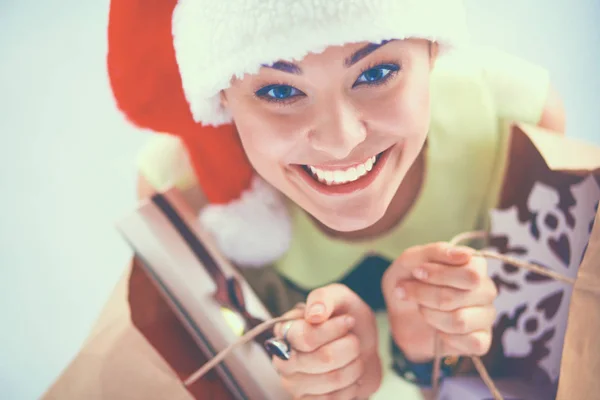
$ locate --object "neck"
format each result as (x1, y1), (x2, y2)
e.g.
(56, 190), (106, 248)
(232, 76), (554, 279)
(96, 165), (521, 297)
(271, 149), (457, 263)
(313, 146), (426, 241)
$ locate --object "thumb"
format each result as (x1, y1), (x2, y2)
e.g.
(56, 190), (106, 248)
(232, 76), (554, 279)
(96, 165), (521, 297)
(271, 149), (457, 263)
(304, 284), (377, 354)
(304, 283), (352, 325)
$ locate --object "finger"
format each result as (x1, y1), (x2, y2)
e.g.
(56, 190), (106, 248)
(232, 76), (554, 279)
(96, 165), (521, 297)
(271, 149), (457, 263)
(411, 257), (488, 290)
(281, 357), (364, 397)
(273, 304), (309, 337)
(420, 306), (497, 335)
(439, 342), (469, 358)
(400, 280), (496, 311)
(419, 242), (474, 265)
(275, 314), (355, 355)
(305, 284), (363, 323)
(440, 330), (493, 356)
(275, 333), (361, 376)
(305, 284), (376, 354)
(395, 242), (473, 273)
(298, 383), (359, 400)
(382, 243), (473, 302)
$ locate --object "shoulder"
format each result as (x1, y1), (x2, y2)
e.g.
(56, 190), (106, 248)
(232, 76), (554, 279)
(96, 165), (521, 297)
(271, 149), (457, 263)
(432, 47), (565, 135)
(428, 50), (501, 152)
(429, 49), (499, 130)
(136, 133), (208, 210)
(427, 45), (558, 161)
(136, 133), (198, 192)
(431, 46), (551, 114)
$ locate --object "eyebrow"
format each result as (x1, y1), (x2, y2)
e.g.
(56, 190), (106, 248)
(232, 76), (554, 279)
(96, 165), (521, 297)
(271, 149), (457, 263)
(263, 61), (302, 74)
(262, 40), (394, 75)
(344, 40), (392, 67)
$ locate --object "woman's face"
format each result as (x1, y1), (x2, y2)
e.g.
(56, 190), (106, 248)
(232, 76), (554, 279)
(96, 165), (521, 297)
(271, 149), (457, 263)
(222, 39), (437, 232)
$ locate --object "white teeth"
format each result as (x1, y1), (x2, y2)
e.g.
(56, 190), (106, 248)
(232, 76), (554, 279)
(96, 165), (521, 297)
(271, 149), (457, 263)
(347, 167), (358, 181)
(306, 154), (380, 186)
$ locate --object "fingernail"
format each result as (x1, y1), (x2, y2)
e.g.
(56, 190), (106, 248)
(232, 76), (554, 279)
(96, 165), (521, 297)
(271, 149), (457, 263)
(413, 268), (428, 280)
(307, 303), (325, 318)
(395, 287), (406, 300)
(344, 316), (355, 328)
(447, 246), (469, 259)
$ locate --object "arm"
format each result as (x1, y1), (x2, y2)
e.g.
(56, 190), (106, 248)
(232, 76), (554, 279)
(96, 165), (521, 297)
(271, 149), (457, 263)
(537, 84), (566, 135)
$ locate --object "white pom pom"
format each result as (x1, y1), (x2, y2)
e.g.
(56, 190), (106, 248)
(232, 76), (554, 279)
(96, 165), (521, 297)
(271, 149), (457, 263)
(198, 176), (292, 268)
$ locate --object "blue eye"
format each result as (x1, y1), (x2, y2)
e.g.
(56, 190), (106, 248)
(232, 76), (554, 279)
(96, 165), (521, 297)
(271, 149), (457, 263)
(255, 84), (304, 101)
(354, 64), (400, 87)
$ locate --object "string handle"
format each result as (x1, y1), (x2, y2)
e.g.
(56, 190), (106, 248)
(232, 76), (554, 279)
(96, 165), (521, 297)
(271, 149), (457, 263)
(184, 231), (575, 400)
(431, 231), (574, 400)
(184, 305), (305, 387)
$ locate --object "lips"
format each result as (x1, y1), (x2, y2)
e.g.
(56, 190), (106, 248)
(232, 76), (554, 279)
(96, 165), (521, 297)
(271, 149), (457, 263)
(292, 145), (396, 196)
(301, 153), (383, 185)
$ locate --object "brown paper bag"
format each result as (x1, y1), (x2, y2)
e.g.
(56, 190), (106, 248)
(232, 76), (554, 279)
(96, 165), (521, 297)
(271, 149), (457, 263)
(556, 205), (600, 398)
(42, 259), (216, 400)
(439, 122), (600, 399)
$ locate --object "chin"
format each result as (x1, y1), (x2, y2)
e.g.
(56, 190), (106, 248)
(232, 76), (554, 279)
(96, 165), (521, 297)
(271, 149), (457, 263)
(310, 200), (390, 233)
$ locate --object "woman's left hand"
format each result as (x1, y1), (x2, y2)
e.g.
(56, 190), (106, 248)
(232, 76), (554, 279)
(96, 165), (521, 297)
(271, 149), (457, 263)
(383, 242), (499, 361)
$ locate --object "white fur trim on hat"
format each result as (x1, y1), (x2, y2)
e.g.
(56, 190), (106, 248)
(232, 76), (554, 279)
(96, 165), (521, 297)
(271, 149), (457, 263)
(172, 0), (469, 126)
(198, 175), (293, 268)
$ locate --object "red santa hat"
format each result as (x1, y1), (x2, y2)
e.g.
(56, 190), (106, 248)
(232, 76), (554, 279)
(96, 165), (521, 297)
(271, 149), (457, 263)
(107, 0), (469, 267)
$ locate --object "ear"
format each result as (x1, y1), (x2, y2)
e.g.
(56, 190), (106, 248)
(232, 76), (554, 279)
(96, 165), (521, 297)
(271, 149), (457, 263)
(219, 90), (229, 109)
(428, 41), (440, 70)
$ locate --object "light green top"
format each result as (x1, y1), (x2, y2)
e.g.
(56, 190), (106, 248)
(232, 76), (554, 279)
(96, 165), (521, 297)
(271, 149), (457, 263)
(136, 46), (550, 398)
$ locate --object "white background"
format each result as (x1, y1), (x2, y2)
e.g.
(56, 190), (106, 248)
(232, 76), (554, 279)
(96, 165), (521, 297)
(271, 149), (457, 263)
(1, 1), (599, 398)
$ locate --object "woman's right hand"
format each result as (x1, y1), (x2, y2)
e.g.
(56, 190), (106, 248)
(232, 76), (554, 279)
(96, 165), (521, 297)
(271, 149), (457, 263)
(270, 284), (382, 400)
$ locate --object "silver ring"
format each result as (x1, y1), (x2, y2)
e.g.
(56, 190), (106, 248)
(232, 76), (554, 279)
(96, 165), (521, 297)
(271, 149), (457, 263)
(281, 320), (293, 344)
(264, 321), (294, 361)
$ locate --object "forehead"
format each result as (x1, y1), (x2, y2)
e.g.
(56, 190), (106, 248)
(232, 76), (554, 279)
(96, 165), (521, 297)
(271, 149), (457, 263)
(303, 40), (392, 65)
(266, 39), (423, 72)
(228, 39), (428, 85)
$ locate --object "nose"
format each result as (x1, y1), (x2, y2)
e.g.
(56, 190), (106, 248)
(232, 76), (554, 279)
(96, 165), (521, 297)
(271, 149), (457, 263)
(309, 99), (367, 160)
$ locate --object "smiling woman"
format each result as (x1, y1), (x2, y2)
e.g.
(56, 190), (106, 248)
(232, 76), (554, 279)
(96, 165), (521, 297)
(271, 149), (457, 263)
(45, 0), (567, 399)
(223, 39), (436, 233)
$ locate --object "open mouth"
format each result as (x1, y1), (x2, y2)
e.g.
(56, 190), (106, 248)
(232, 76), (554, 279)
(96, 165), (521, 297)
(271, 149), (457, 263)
(292, 145), (396, 196)
(300, 152), (385, 186)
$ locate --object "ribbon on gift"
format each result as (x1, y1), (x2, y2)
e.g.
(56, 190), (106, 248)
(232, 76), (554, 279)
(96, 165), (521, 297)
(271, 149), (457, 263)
(152, 194), (271, 344)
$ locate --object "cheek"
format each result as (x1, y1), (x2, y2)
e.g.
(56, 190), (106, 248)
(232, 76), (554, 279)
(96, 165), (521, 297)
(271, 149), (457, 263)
(398, 85), (431, 139)
(229, 104), (302, 166)
(361, 79), (432, 140)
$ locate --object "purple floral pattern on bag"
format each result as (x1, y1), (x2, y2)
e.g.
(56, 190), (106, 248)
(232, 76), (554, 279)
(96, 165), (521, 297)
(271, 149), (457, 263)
(485, 175), (600, 383)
